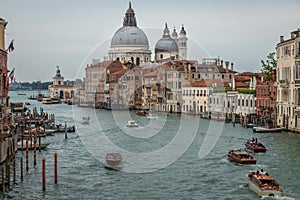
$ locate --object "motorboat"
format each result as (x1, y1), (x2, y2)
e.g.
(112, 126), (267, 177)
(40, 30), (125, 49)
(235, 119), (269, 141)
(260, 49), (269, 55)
(82, 117), (90, 124)
(126, 120), (138, 127)
(136, 110), (147, 116)
(245, 139), (266, 153)
(105, 153), (122, 170)
(147, 113), (157, 120)
(253, 126), (282, 133)
(17, 140), (50, 150)
(227, 149), (256, 165)
(245, 123), (255, 128)
(51, 96), (61, 104)
(54, 124), (76, 133)
(245, 170), (282, 197)
(42, 97), (52, 104)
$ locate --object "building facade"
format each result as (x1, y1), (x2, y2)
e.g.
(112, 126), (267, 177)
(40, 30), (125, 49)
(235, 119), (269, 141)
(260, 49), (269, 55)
(276, 28), (300, 131)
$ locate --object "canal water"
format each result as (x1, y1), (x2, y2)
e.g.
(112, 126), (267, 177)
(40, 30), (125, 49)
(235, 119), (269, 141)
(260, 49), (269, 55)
(4, 91), (299, 199)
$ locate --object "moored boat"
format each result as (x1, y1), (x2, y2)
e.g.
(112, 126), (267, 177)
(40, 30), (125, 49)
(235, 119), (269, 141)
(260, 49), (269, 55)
(17, 140), (50, 150)
(126, 120), (138, 127)
(245, 139), (266, 153)
(105, 153), (122, 170)
(227, 149), (256, 164)
(245, 170), (282, 197)
(253, 126), (282, 133)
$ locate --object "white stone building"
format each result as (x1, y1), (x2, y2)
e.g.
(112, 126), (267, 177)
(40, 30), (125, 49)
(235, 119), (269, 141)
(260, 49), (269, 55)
(276, 28), (300, 131)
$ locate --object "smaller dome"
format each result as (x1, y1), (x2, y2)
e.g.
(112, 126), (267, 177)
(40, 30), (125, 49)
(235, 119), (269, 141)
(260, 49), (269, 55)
(155, 23), (178, 53)
(155, 37), (178, 53)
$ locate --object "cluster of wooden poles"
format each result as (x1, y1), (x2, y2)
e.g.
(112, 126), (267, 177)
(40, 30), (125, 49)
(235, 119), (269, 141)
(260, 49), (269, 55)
(1, 134), (58, 196)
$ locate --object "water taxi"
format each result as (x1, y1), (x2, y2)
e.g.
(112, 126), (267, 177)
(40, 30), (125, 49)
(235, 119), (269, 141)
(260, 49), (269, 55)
(126, 120), (138, 127)
(245, 170), (282, 197)
(253, 126), (282, 133)
(245, 139), (266, 153)
(105, 153), (122, 170)
(82, 117), (90, 124)
(227, 149), (256, 164)
(42, 97), (52, 104)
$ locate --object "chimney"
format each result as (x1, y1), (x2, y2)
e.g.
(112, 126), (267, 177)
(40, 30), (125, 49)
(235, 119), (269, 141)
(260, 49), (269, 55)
(291, 32), (295, 39)
(280, 35), (284, 43)
(225, 61), (229, 72)
(221, 60), (223, 67)
(231, 62), (234, 71)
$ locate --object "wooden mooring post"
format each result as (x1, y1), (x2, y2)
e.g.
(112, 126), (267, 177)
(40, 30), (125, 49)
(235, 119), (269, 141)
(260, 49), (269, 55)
(42, 157), (46, 191)
(20, 157), (23, 181)
(26, 135), (29, 172)
(54, 152), (58, 184)
(34, 132), (37, 166)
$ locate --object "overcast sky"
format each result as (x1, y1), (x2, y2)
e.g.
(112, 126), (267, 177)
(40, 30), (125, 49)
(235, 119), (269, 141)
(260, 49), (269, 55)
(2, 0), (300, 82)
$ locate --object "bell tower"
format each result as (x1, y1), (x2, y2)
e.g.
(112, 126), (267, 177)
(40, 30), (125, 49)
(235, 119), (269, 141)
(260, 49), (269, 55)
(52, 66), (64, 86)
(178, 25), (188, 60)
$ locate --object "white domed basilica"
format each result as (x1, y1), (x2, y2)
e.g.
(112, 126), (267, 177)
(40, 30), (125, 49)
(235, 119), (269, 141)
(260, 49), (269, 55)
(108, 2), (188, 65)
(108, 2), (151, 66)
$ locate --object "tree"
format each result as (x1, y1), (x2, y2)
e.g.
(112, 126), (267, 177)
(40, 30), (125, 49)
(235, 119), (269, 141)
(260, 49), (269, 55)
(261, 52), (277, 81)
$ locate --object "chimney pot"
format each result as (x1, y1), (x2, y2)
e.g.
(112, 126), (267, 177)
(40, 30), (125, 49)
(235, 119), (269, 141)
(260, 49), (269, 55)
(231, 62), (234, 70)
(225, 61), (229, 70)
(221, 60), (223, 67)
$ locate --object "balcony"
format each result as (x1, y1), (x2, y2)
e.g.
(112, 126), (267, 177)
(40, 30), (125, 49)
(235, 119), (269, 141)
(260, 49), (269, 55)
(279, 79), (289, 88)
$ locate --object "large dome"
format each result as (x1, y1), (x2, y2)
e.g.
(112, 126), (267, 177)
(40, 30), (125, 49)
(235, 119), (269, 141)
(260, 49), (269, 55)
(155, 37), (178, 52)
(111, 26), (149, 47)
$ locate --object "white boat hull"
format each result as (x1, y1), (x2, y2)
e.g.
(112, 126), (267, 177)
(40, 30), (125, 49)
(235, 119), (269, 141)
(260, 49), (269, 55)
(248, 180), (282, 197)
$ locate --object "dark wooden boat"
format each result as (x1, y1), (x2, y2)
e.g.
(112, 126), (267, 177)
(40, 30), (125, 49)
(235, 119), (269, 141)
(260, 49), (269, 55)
(245, 170), (282, 197)
(136, 110), (147, 116)
(227, 149), (256, 164)
(105, 153), (122, 170)
(245, 140), (266, 153)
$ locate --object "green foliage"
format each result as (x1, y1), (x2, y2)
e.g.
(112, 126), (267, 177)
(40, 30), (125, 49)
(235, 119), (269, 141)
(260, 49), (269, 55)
(261, 52), (277, 81)
(237, 89), (256, 94)
(279, 79), (285, 84)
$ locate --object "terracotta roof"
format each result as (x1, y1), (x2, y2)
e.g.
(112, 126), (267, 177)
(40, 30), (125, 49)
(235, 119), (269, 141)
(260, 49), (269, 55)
(111, 69), (127, 75)
(184, 79), (230, 87)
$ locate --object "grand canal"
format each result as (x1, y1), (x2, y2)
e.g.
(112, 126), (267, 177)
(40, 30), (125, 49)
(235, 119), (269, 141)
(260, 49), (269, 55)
(4, 91), (299, 199)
